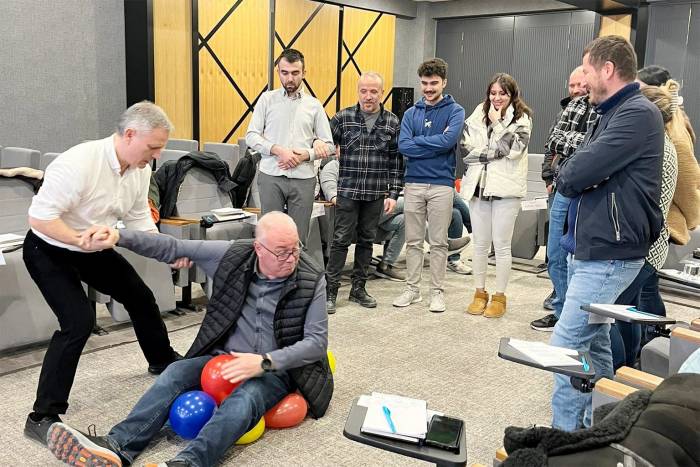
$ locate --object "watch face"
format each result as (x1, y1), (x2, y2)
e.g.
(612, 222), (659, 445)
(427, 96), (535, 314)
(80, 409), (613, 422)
(261, 358), (272, 371)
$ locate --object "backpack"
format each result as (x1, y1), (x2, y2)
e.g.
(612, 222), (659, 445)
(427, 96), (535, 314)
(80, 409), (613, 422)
(230, 149), (261, 208)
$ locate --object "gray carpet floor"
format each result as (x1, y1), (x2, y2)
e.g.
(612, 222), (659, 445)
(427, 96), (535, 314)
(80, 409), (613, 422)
(1, 246), (697, 466)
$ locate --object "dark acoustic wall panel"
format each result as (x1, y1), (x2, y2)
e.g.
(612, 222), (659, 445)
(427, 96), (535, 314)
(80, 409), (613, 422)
(436, 20), (466, 109)
(436, 12), (595, 158)
(645, 3), (691, 80)
(682, 3), (700, 160)
(512, 13), (574, 151)
(460, 17), (515, 116)
(567, 11), (596, 75)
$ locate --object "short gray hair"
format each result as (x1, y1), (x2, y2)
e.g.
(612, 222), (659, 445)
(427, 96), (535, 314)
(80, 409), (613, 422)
(358, 71), (384, 89)
(117, 101), (174, 135)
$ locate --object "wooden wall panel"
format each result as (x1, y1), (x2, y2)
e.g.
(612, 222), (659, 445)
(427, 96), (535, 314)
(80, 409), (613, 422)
(274, 0), (340, 116)
(340, 8), (395, 111)
(599, 14), (632, 40)
(153, 0), (193, 139)
(199, 0), (269, 144)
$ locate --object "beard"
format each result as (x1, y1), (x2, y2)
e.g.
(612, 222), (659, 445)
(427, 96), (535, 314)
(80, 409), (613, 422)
(284, 81), (300, 94)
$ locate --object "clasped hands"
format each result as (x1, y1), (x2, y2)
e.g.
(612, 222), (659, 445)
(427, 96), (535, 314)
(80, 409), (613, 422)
(78, 225), (119, 251)
(276, 147), (309, 170)
(77, 225), (192, 269)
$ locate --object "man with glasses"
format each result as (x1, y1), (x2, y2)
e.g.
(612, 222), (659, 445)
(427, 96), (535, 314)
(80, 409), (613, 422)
(46, 212), (332, 467)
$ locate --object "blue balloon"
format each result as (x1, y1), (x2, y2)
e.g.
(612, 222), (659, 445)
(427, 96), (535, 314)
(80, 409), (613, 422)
(169, 390), (217, 439)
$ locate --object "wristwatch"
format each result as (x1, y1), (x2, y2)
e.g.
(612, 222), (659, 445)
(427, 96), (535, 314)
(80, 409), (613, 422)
(261, 354), (273, 372)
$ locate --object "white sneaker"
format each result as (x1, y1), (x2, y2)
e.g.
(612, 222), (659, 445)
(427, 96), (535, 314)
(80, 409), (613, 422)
(429, 290), (446, 313)
(393, 288), (422, 307)
(447, 259), (473, 275)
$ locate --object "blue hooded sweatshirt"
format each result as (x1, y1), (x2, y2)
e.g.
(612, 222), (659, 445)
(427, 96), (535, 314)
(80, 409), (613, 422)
(398, 94), (465, 187)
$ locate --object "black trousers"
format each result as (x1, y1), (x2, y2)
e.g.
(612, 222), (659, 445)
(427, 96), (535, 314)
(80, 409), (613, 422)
(23, 230), (174, 415)
(325, 196), (384, 288)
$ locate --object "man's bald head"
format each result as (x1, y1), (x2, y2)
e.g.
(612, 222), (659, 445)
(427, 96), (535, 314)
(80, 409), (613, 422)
(568, 66), (587, 98)
(254, 212), (301, 279)
(256, 211), (299, 244)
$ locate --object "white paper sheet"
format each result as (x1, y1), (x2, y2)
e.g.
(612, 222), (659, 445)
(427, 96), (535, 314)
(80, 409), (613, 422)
(508, 339), (583, 367)
(521, 197), (548, 211)
(361, 392), (428, 440)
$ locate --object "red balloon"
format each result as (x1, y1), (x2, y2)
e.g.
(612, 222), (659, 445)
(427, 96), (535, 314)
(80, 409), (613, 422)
(201, 355), (240, 405)
(264, 393), (308, 428)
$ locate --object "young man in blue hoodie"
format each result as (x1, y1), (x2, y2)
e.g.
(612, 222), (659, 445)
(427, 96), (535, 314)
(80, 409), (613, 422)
(393, 58), (465, 313)
(549, 36), (664, 431)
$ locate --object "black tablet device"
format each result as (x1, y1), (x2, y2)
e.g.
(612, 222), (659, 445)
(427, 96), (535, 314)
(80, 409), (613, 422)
(424, 414), (463, 453)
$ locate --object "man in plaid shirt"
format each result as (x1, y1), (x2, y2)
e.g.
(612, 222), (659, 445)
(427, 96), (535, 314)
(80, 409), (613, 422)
(531, 76), (598, 332)
(314, 72), (403, 313)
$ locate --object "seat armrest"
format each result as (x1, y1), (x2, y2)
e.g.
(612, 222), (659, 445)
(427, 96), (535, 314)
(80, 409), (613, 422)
(615, 366), (663, 390)
(594, 378), (638, 399)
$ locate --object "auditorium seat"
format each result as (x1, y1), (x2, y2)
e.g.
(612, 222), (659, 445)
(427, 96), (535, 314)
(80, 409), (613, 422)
(493, 446), (508, 466)
(164, 166), (254, 285)
(40, 152), (60, 171)
(106, 247), (177, 322)
(591, 378), (638, 423)
(613, 366), (663, 391)
(0, 178), (59, 351)
(641, 325), (700, 377)
(156, 149), (189, 168)
(203, 142), (240, 174)
(510, 153), (548, 260)
(0, 146), (41, 169)
(166, 138), (198, 152)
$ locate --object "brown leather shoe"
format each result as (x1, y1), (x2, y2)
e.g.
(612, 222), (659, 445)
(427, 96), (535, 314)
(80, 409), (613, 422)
(466, 290), (489, 315)
(484, 293), (507, 318)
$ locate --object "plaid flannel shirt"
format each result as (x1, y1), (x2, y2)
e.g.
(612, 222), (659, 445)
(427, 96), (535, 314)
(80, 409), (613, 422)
(544, 95), (598, 185)
(329, 103), (404, 201)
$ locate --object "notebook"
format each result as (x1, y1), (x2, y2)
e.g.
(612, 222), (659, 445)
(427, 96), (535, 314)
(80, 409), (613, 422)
(360, 392), (428, 443)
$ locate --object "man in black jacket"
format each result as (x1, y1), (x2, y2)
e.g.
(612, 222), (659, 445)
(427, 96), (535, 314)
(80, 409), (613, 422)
(549, 35), (664, 431)
(46, 212), (332, 467)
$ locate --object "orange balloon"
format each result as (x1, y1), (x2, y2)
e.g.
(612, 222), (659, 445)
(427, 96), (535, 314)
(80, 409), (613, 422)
(201, 355), (240, 405)
(264, 393), (308, 428)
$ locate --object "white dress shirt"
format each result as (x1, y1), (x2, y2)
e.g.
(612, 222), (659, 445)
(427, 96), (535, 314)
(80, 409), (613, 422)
(28, 136), (156, 251)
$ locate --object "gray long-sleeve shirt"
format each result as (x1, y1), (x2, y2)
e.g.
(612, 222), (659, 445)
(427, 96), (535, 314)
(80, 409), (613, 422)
(245, 88), (334, 179)
(117, 229), (328, 371)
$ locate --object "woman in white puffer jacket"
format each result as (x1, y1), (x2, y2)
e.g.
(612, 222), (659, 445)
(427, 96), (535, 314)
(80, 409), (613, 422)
(460, 73), (532, 319)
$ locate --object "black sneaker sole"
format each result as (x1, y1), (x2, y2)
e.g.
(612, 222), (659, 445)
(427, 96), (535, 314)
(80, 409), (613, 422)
(530, 324), (555, 332)
(348, 296), (377, 308)
(48, 423), (122, 467)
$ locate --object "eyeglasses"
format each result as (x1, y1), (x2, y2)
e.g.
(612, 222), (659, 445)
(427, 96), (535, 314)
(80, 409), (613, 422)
(257, 241), (302, 262)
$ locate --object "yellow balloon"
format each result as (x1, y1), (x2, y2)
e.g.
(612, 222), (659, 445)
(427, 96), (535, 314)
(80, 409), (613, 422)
(327, 349), (336, 374)
(235, 417), (265, 445)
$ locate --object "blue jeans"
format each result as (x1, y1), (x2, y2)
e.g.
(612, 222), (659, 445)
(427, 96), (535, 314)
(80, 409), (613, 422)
(448, 192), (472, 261)
(105, 356), (293, 467)
(610, 260), (664, 369)
(378, 197), (405, 265)
(546, 191), (571, 319)
(550, 256), (644, 431)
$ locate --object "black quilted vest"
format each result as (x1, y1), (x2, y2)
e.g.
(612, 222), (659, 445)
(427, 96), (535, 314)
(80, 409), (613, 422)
(184, 239), (333, 418)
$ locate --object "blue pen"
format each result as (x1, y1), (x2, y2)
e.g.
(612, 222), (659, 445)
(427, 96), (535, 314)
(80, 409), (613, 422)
(581, 355), (590, 372)
(382, 405), (397, 433)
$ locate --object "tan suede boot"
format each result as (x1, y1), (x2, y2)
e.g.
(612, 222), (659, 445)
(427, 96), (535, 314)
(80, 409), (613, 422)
(484, 293), (507, 318)
(466, 290), (489, 315)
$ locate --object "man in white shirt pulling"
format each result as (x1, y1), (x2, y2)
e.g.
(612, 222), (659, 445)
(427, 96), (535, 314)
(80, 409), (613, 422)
(23, 101), (181, 446)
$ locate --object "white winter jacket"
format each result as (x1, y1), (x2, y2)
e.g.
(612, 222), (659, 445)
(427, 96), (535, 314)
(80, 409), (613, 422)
(460, 104), (532, 199)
